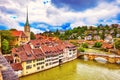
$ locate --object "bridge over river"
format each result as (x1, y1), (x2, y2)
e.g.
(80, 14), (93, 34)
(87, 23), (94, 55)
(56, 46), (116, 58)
(78, 52), (120, 64)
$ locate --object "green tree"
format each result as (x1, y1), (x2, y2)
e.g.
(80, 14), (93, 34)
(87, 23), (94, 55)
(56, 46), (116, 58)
(0, 30), (15, 42)
(100, 29), (105, 40)
(54, 29), (60, 36)
(114, 39), (120, 54)
(81, 42), (88, 48)
(1, 39), (10, 54)
(113, 28), (117, 38)
(78, 47), (85, 52)
(93, 42), (102, 48)
(72, 27), (78, 33)
(9, 28), (17, 31)
(30, 32), (36, 40)
(115, 39), (120, 49)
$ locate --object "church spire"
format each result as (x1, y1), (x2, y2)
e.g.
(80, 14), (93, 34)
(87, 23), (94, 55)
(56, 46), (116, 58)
(24, 6), (31, 41)
(25, 6), (29, 26)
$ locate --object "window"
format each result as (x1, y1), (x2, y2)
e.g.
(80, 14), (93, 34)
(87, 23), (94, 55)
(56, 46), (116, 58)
(27, 54), (31, 57)
(46, 63), (48, 66)
(33, 64), (36, 67)
(37, 67), (40, 70)
(41, 66), (44, 69)
(49, 63), (51, 65)
(16, 37), (19, 41)
(33, 60), (35, 63)
(52, 61), (58, 64)
(26, 65), (32, 69)
(26, 60), (32, 64)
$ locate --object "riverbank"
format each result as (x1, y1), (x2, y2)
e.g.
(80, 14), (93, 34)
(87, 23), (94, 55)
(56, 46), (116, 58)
(20, 59), (120, 80)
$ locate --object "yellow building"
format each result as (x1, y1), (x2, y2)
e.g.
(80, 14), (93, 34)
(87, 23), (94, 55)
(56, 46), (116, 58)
(10, 31), (28, 46)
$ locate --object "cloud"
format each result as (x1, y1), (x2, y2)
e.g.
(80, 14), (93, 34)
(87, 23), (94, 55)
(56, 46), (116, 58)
(31, 22), (71, 31)
(51, 0), (99, 11)
(51, 0), (115, 12)
(0, 0), (120, 33)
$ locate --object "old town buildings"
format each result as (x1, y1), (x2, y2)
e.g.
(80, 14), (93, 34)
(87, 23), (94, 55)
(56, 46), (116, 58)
(10, 36), (77, 76)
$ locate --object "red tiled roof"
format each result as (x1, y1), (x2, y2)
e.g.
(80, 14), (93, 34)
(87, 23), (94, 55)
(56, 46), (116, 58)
(4, 55), (14, 61)
(35, 34), (46, 39)
(102, 43), (113, 49)
(33, 49), (44, 59)
(12, 31), (22, 37)
(11, 31), (27, 38)
(11, 63), (23, 71)
(12, 35), (76, 61)
(12, 44), (35, 62)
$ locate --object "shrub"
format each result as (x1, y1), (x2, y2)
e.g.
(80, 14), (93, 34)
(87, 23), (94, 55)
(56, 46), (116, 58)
(94, 42), (102, 48)
(81, 42), (88, 48)
(78, 47), (85, 52)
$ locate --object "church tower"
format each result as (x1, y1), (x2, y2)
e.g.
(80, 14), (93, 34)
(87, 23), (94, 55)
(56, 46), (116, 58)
(24, 7), (30, 41)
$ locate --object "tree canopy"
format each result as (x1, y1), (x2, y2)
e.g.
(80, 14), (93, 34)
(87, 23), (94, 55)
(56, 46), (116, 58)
(30, 32), (36, 40)
(81, 42), (88, 48)
(0, 30), (15, 42)
(1, 39), (10, 54)
(39, 24), (120, 40)
(93, 42), (102, 48)
(114, 39), (120, 50)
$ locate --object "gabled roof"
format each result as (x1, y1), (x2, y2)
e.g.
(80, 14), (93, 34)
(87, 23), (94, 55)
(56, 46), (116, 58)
(11, 63), (23, 71)
(4, 55), (14, 62)
(33, 49), (44, 59)
(12, 44), (35, 62)
(11, 31), (27, 38)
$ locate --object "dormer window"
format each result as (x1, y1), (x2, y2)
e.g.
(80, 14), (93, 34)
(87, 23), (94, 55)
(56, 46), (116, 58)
(36, 43), (40, 45)
(16, 50), (19, 52)
(14, 54), (18, 57)
(27, 54), (31, 57)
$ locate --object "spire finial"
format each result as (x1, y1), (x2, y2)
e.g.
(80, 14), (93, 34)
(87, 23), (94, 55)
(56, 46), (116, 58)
(25, 5), (29, 26)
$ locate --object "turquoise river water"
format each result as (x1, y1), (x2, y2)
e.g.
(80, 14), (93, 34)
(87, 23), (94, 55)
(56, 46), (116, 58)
(20, 59), (120, 80)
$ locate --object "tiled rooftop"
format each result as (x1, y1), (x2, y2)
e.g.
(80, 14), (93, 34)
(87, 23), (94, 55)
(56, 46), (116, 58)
(12, 35), (75, 61)
(11, 63), (23, 71)
(11, 30), (27, 38)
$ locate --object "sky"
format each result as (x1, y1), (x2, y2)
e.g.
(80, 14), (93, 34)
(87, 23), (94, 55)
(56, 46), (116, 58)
(0, 0), (120, 33)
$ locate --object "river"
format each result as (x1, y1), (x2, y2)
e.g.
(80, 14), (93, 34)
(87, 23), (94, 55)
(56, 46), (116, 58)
(20, 59), (120, 80)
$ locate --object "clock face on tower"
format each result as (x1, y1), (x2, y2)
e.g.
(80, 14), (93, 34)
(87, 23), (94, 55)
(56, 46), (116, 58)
(26, 26), (30, 32)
